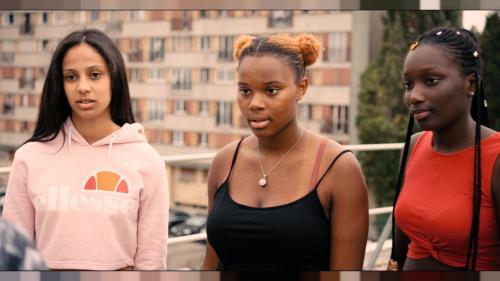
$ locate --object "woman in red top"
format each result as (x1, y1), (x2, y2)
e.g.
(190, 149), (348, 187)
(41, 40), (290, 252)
(391, 27), (500, 270)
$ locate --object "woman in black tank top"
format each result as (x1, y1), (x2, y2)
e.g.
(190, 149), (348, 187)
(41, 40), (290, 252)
(202, 33), (369, 270)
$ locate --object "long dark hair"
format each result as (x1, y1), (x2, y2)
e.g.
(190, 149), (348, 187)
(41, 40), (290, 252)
(391, 27), (489, 271)
(24, 28), (134, 145)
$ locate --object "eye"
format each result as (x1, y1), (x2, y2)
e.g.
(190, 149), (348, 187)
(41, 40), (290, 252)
(402, 81), (413, 91)
(425, 77), (439, 86)
(266, 87), (279, 95)
(90, 72), (102, 79)
(64, 73), (77, 81)
(239, 87), (251, 96)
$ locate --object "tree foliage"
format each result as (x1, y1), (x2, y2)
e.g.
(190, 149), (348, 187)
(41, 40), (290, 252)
(356, 11), (460, 206)
(480, 13), (500, 131)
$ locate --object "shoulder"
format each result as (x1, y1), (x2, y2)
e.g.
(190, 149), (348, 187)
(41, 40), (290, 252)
(408, 131), (426, 155)
(212, 140), (243, 171)
(209, 138), (245, 185)
(314, 134), (363, 185)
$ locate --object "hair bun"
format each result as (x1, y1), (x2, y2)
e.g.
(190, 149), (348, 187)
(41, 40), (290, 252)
(233, 35), (254, 61)
(295, 33), (322, 66)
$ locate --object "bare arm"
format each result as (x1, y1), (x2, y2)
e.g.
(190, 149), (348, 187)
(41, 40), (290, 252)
(201, 142), (238, 270)
(328, 151), (369, 270)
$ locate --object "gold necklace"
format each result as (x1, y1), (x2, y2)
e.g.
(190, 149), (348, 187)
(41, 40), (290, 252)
(256, 127), (304, 187)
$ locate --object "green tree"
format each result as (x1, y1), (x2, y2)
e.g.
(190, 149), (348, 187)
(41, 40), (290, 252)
(356, 11), (460, 207)
(480, 13), (500, 131)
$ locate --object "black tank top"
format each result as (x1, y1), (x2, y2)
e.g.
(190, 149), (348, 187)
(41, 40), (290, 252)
(206, 138), (351, 270)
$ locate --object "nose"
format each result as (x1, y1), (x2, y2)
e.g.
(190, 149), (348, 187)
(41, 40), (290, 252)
(77, 76), (90, 94)
(249, 92), (265, 111)
(406, 85), (425, 106)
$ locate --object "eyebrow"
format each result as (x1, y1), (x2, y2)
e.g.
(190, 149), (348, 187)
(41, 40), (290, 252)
(63, 65), (105, 72)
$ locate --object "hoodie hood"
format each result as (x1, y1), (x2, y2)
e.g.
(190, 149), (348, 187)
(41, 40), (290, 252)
(62, 117), (147, 157)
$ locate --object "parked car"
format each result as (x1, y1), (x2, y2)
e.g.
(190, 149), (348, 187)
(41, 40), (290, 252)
(169, 215), (207, 238)
(169, 210), (190, 228)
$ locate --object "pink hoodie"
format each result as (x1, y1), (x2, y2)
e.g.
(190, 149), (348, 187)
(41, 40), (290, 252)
(3, 118), (169, 270)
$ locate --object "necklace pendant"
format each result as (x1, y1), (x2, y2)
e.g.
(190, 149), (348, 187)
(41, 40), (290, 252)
(258, 176), (267, 187)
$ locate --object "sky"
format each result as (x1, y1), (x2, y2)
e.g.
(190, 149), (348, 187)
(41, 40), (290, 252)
(462, 10), (494, 32)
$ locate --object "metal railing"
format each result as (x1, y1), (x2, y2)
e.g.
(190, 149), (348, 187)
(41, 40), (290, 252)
(0, 142), (404, 270)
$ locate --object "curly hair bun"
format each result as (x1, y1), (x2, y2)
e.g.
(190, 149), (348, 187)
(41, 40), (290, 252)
(233, 35), (254, 61)
(295, 33), (322, 66)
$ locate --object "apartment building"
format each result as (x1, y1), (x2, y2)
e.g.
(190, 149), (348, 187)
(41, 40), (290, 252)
(0, 10), (382, 209)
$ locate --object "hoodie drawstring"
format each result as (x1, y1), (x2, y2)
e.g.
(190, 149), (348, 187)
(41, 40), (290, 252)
(67, 127), (73, 154)
(108, 134), (116, 160)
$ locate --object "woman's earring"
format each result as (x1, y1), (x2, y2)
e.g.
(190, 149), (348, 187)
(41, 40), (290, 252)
(469, 91), (475, 96)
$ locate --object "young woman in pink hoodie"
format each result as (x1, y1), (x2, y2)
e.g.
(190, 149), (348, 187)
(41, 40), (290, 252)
(3, 29), (169, 270)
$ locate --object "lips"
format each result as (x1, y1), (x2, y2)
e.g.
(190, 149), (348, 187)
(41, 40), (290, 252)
(248, 117), (270, 129)
(76, 99), (97, 110)
(411, 108), (431, 120)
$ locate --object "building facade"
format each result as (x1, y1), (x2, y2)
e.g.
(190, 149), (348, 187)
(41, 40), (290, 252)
(0, 10), (382, 209)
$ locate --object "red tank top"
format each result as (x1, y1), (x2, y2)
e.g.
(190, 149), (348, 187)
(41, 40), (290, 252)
(395, 131), (500, 270)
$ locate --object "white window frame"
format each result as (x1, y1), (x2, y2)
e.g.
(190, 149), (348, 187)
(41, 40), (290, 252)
(199, 132), (208, 147)
(174, 100), (186, 114)
(173, 131), (184, 146)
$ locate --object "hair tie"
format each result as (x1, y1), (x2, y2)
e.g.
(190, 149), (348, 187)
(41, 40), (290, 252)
(410, 41), (419, 51)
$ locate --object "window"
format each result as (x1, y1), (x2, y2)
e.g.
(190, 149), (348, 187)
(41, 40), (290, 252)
(148, 99), (164, 120)
(321, 105), (349, 134)
(148, 68), (165, 81)
(171, 69), (192, 90)
(91, 11), (99, 21)
(41, 12), (48, 24)
(130, 98), (138, 118)
(181, 11), (190, 30)
(3, 94), (15, 114)
(199, 132), (208, 147)
(216, 69), (234, 84)
(299, 104), (311, 121)
(199, 101), (208, 115)
(20, 68), (34, 89)
(200, 36), (211, 51)
(218, 36), (234, 61)
(41, 39), (48, 51)
(19, 13), (33, 35)
(129, 68), (140, 82)
(172, 36), (192, 52)
(7, 13), (15, 26)
(128, 39), (142, 62)
(268, 11), (293, 28)
(174, 100), (186, 114)
(216, 102), (232, 126)
(21, 94), (29, 106)
(200, 68), (210, 83)
(150, 38), (164, 62)
(173, 131), (184, 146)
(325, 32), (348, 62)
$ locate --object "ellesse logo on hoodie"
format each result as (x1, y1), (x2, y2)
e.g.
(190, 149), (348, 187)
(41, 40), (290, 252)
(84, 170), (130, 193)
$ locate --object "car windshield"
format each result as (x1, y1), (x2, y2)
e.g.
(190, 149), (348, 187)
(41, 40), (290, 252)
(185, 217), (205, 226)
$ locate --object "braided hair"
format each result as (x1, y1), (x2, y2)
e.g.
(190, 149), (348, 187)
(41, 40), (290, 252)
(391, 27), (489, 271)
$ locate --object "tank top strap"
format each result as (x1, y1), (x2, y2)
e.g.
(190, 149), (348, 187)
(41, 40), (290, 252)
(308, 137), (329, 190)
(224, 137), (245, 182)
(312, 149), (352, 191)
